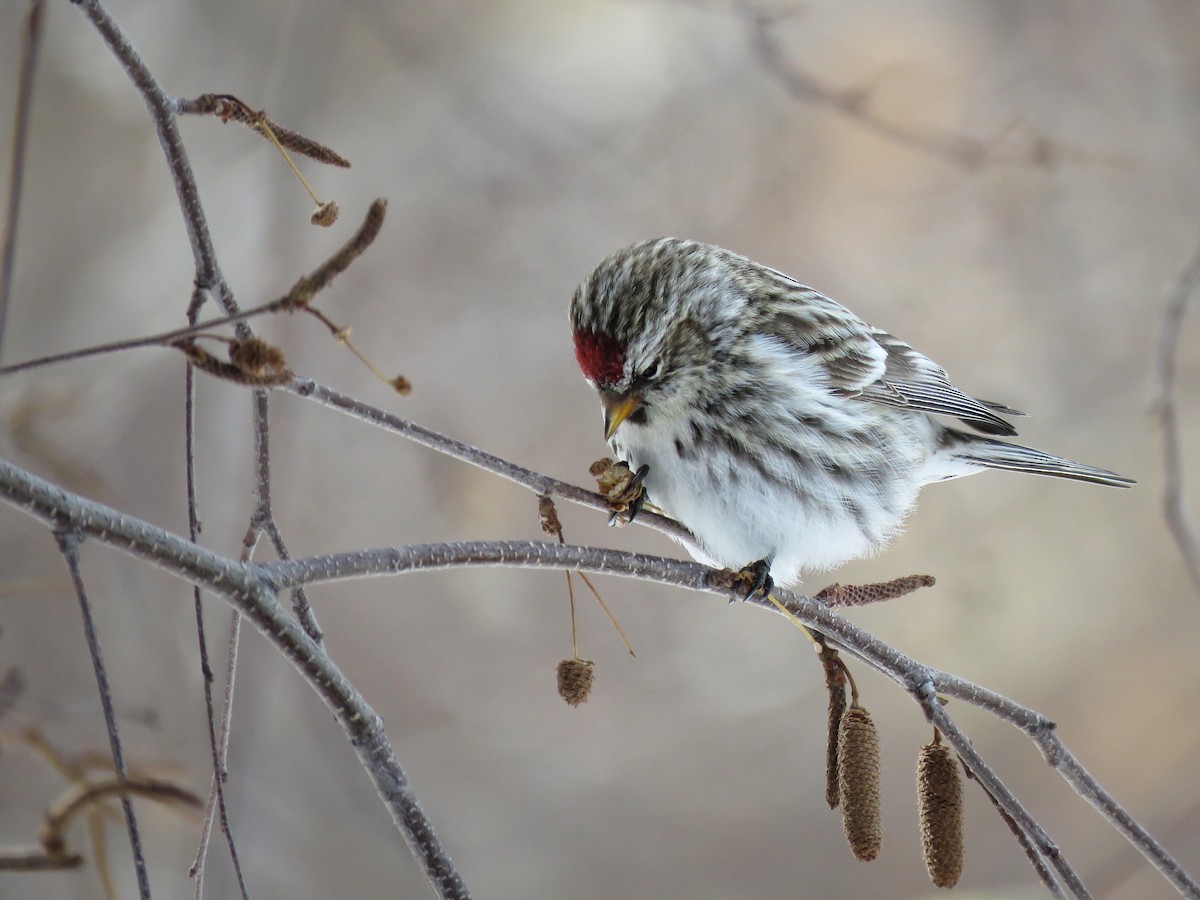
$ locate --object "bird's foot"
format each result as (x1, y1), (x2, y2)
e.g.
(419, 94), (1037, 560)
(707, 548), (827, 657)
(708, 558), (774, 603)
(815, 574), (935, 607)
(590, 458), (649, 526)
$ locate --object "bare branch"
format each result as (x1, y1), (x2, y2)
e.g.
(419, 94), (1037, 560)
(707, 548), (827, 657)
(1155, 241), (1200, 596)
(0, 198), (386, 378)
(71, 0), (237, 317)
(54, 530), (152, 899)
(0, 0), (44, 361)
(739, 6), (1118, 171)
(5, 457), (1197, 897)
(0, 297), (285, 376)
(0, 458), (470, 899)
(963, 761), (1066, 896)
(41, 776), (201, 860)
(284, 375), (697, 547)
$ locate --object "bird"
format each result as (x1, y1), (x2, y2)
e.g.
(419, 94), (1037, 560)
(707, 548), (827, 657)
(569, 237), (1133, 595)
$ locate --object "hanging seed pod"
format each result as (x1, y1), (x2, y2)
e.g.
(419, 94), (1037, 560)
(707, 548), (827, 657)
(556, 658), (594, 706)
(918, 737), (964, 888)
(310, 200), (339, 227)
(825, 681), (848, 809)
(821, 650), (849, 810)
(837, 704), (882, 861)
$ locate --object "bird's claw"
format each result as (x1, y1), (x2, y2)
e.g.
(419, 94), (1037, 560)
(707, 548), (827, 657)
(739, 558), (774, 601)
(623, 464), (649, 523)
(707, 558), (774, 603)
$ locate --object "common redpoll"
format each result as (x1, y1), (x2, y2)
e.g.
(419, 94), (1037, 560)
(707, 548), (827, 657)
(570, 238), (1133, 591)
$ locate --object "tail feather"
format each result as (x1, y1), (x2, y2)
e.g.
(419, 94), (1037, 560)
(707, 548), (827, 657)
(945, 432), (1135, 488)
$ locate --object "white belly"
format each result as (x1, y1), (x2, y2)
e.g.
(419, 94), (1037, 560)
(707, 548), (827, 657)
(611, 408), (930, 586)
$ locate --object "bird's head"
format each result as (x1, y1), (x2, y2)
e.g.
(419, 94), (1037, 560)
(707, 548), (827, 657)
(570, 238), (746, 439)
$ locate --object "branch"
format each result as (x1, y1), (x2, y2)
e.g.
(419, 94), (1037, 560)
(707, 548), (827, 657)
(0, 197), (387, 378)
(71, 0), (236, 315)
(3, 457), (1197, 898)
(739, 5), (1116, 171)
(55, 530), (151, 899)
(283, 375), (696, 547)
(40, 776), (201, 862)
(0, 0), (44, 360)
(1155, 241), (1200, 595)
(0, 457), (470, 899)
(276, 374), (1200, 896)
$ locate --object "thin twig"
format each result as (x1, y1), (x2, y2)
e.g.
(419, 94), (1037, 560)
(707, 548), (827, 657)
(0, 0), (45, 362)
(0, 846), (84, 871)
(742, 7), (987, 167)
(0, 295), (288, 376)
(71, 0), (240, 320)
(964, 762), (1066, 897)
(54, 530), (152, 900)
(739, 5), (1119, 172)
(252, 389), (323, 641)
(0, 198), (387, 378)
(1155, 241), (1200, 596)
(190, 531), (254, 900)
(42, 776), (201, 856)
(284, 375), (696, 548)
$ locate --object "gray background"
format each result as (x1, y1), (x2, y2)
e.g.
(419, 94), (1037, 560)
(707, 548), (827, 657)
(1, 1), (1198, 898)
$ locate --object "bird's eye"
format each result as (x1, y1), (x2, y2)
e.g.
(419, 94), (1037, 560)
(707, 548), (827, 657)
(640, 362), (660, 380)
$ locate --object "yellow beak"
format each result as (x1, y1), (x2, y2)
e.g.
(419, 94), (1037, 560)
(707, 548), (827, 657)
(601, 389), (641, 441)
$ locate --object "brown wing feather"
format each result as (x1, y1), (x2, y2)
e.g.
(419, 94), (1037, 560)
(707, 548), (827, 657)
(754, 278), (1019, 436)
(858, 330), (1017, 436)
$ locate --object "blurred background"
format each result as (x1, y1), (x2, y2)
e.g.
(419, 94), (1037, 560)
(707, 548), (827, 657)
(1, 1), (1198, 897)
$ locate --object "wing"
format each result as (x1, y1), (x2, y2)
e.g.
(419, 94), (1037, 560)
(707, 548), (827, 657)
(754, 279), (1020, 437)
(857, 330), (1018, 436)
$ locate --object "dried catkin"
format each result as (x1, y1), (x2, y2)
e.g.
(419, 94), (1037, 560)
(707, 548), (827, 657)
(837, 704), (882, 860)
(825, 679), (848, 810)
(918, 739), (964, 888)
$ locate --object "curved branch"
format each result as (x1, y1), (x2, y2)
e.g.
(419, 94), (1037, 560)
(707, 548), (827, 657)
(0, 457), (469, 900)
(1155, 241), (1200, 596)
(72, 0), (234, 313)
(3, 458), (1196, 898)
